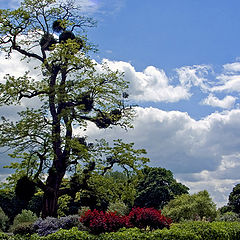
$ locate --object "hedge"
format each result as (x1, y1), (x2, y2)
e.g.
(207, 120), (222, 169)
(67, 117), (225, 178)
(2, 222), (240, 240)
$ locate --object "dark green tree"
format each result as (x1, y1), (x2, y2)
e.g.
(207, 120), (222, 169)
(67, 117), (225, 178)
(0, 0), (148, 218)
(134, 167), (189, 209)
(228, 184), (240, 214)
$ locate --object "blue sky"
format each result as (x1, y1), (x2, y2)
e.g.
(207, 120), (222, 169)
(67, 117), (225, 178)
(1, 0), (240, 207)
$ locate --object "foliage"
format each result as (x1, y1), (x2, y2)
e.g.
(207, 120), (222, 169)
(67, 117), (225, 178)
(80, 209), (126, 234)
(29, 227), (94, 240)
(171, 221), (240, 240)
(0, 0), (148, 217)
(27, 193), (43, 217)
(107, 201), (129, 216)
(15, 176), (36, 202)
(98, 228), (149, 240)
(0, 207), (9, 232)
(33, 215), (86, 236)
(211, 221), (240, 240)
(0, 189), (26, 222)
(78, 206), (90, 217)
(216, 211), (240, 222)
(228, 184), (240, 214)
(151, 227), (200, 240)
(10, 210), (37, 232)
(74, 171), (138, 212)
(80, 207), (171, 235)
(162, 190), (217, 222)
(11, 221), (34, 235)
(3, 221), (240, 239)
(134, 167), (189, 209)
(0, 232), (9, 239)
(57, 194), (71, 217)
(127, 207), (171, 230)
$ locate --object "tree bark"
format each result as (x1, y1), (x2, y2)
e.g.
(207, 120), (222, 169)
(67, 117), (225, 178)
(41, 165), (66, 218)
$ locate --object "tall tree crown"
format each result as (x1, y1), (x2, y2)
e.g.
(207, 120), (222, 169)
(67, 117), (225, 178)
(0, 0), (148, 218)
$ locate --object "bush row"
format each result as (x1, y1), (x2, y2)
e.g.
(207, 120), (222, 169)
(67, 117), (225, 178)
(80, 207), (171, 234)
(1, 221), (240, 240)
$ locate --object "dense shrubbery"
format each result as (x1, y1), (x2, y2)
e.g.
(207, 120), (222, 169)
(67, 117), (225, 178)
(0, 207), (9, 232)
(216, 211), (240, 222)
(80, 209), (126, 234)
(1, 221), (240, 239)
(33, 215), (86, 236)
(80, 207), (171, 234)
(12, 221), (34, 235)
(127, 207), (171, 230)
(107, 201), (129, 216)
(10, 210), (37, 233)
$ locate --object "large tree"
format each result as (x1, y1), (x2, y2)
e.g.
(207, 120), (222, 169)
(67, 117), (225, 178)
(0, 0), (148, 218)
(134, 167), (189, 209)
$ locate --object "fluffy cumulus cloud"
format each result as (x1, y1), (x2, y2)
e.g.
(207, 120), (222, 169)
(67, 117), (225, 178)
(104, 59), (190, 102)
(2, 47), (240, 207)
(202, 94), (236, 109)
(81, 107), (240, 207)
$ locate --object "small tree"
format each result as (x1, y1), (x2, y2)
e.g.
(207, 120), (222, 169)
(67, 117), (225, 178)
(0, 0), (148, 218)
(162, 190), (217, 222)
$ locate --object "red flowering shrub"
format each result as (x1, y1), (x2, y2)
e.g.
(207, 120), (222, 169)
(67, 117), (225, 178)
(127, 207), (172, 230)
(80, 207), (171, 234)
(80, 209), (126, 234)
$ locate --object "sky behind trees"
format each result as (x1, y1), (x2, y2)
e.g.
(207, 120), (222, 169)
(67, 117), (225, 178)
(1, 0), (240, 207)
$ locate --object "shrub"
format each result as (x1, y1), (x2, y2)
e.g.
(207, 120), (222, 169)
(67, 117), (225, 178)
(78, 206), (90, 217)
(33, 215), (87, 236)
(211, 221), (240, 240)
(0, 232), (9, 240)
(127, 207), (171, 230)
(98, 227), (149, 240)
(151, 227), (200, 240)
(217, 211), (240, 222)
(80, 209), (126, 234)
(172, 221), (229, 240)
(12, 221), (34, 235)
(10, 210), (37, 232)
(107, 201), (129, 216)
(57, 194), (71, 217)
(29, 227), (93, 240)
(163, 191), (217, 222)
(0, 207), (9, 232)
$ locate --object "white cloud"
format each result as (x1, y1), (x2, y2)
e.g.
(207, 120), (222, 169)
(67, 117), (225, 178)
(223, 62), (240, 73)
(211, 74), (240, 92)
(176, 64), (211, 91)
(2, 44), (240, 208)
(104, 59), (190, 102)
(202, 94), (236, 109)
(81, 107), (240, 207)
(210, 62), (240, 93)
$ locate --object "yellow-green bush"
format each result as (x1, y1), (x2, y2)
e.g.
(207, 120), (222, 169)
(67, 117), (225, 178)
(4, 221), (240, 240)
(0, 232), (9, 240)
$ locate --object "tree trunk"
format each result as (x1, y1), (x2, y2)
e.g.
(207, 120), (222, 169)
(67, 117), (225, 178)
(41, 165), (66, 218)
(42, 189), (58, 218)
